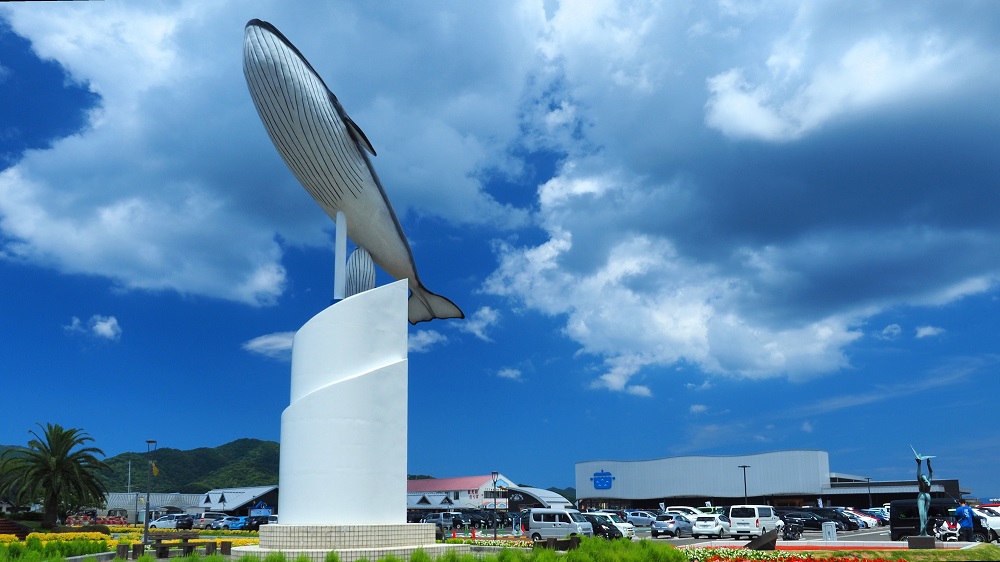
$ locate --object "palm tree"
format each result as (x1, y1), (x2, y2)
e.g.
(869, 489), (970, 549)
(0, 423), (110, 528)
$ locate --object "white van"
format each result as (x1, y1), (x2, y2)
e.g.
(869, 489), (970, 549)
(526, 508), (593, 541)
(728, 505), (783, 538)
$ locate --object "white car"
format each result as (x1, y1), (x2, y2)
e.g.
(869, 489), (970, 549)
(665, 506), (702, 517)
(973, 508), (1000, 534)
(691, 514), (731, 538)
(586, 511), (634, 540)
(625, 510), (657, 526)
(148, 514), (184, 529)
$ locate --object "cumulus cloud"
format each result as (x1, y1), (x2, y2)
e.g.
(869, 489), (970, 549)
(64, 314), (122, 341)
(0, 1), (537, 307)
(409, 330), (448, 353)
(456, 306), (500, 342)
(915, 325), (945, 339)
(4, 1), (999, 399)
(690, 404), (708, 414)
(705, 25), (964, 141)
(242, 331), (294, 360)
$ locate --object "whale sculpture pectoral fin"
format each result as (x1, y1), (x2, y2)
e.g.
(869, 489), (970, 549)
(408, 287), (465, 324)
(344, 116), (377, 156)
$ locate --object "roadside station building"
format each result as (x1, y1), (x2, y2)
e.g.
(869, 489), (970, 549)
(576, 450), (968, 510)
(406, 474), (572, 516)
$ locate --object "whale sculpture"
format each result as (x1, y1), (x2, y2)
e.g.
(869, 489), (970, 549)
(243, 19), (464, 324)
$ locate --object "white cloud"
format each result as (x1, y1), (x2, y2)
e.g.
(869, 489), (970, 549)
(64, 314), (121, 341)
(456, 306), (500, 342)
(0, 1), (538, 306)
(497, 368), (522, 380)
(90, 315), (121, 340)
(878, 324), (902, 340)
(409, 330), (448, 353)
(915, 325), (945, 339)
(241, 331), (294, 360)
(801, 421), (813, 432)
(690, 404), (708, 414)
(705, 32), (964, 141)
(686, 380), (713, 391)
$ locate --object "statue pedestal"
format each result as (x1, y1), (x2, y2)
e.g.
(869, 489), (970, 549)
(907, 536), (936, 549)
(236, 280), (450, 561)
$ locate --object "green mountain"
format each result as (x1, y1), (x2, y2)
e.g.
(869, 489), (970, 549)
(98, 438), (280, 493)
(7, 438), (572, 500)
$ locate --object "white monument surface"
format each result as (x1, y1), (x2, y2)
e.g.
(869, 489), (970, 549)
(279, 279), (408, 524)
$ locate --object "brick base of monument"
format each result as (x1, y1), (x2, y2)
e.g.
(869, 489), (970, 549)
(233, 523), (457, 562)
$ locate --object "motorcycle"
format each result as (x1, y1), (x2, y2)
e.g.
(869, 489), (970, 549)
(782, 521), (803, 540)
(935, 519), (958, 541)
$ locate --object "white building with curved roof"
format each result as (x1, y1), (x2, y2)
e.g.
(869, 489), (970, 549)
(577, 450), (966, 508)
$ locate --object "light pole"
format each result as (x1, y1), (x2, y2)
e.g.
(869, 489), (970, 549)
(143, 440), (156, 544)
(738, 465), (750, 504)
(491, 471), (499, 539)
(866, 477), (873, 509)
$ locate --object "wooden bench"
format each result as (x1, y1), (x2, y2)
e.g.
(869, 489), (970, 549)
(139, 532), (228, 559)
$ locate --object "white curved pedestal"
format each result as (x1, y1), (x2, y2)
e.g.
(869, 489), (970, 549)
(248, 280), (444, 561)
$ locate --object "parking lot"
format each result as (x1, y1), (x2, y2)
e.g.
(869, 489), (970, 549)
(635, 525), (905, 545)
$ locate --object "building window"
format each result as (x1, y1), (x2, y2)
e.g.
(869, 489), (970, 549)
(454, 491), (460, 500)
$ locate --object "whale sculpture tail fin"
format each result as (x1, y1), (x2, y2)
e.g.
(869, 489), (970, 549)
(408, 286), (464, 324)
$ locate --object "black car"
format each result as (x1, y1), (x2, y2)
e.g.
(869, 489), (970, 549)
(174, 514), (194, 530)
(583, 513), (624, 540)
(780, 511), (845, 531)
(243, 515), (271, 532)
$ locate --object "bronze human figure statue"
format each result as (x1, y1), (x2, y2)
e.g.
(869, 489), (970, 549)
(913, 446), (934, 536)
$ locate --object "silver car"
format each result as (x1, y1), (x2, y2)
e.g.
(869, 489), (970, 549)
(651, 513), (693, 538)
(625, 510), (657, 527)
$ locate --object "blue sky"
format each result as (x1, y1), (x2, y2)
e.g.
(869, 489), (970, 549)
(2, 2), (999, 499)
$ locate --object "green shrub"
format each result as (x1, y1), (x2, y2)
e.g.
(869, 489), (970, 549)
(323, 550), (341, 562)
(262, 551), (288, 562)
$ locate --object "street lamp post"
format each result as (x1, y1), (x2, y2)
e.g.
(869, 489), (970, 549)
(866, 477), (873, 509)
(491, 471), (499, 540)
(143, 440), (157, 544)
(738, 465), (750, 504)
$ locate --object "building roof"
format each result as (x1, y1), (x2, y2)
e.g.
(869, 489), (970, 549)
(407, 475), (507, 493)
(509, 486), (572, 508)
(199, 486), (278, 511)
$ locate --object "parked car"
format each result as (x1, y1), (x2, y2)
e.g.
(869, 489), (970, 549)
(691, 514), (730, 538)
(525, 508), (593, 541)
(582, 513), (624, 540)
(243, 515), (271, 531)
(665, 506), (702, 517)
(174, 514), (194, 530)
(213, 516), (245, 530)
(195, 512), (227, 530)
(625, 510), (657, 527)
(423, 512), (464, 529)
(780, 511), (845, 531)
(799, 507), (859, 531)
(585, 511), (634, 540)
(729, 505), (783, 539)
(890, 498), (994, 542)
(148, 514), (187, 529)
(651, 513), (692, 538)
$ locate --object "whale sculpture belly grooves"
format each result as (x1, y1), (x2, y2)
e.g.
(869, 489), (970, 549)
(243, 19), (463, 324)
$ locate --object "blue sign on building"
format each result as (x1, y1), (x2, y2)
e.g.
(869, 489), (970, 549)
(591, 470), (615, 490)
